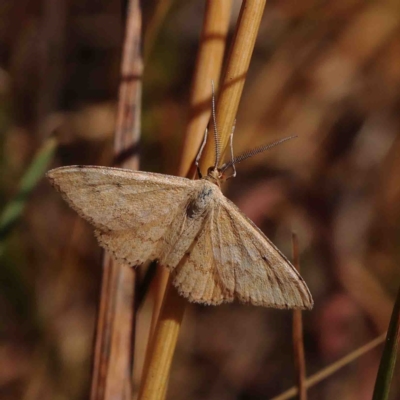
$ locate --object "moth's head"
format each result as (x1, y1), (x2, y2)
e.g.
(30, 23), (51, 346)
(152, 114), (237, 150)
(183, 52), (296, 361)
(196, 82), (297, 188)
(206, 166), (224, 186)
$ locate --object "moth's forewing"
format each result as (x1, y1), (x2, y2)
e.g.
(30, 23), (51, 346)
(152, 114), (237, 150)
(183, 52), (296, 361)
(47, 166), (195, 265)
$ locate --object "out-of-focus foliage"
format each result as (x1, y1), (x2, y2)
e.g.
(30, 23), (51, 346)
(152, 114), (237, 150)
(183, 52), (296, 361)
(0, 1), (399, 399)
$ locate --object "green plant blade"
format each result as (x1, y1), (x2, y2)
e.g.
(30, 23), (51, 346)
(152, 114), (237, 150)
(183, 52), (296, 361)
(0, 137), (57, 255)
(372, 285), (400, 400)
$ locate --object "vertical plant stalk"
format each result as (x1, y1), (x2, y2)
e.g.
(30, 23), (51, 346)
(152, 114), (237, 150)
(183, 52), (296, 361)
(291, 233), (307, 400)
(90, 1), (143, 400)
(139, 1), (232, 398)
(178, 0), (233, 177)
(138, 2), (266, 400)
(142, 3), (233, 385)
(201, 0), (267, 169)
(372, 286), (400, 400)
(143, 0), (172, 66)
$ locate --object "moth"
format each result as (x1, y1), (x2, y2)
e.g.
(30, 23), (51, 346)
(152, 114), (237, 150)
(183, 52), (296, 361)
(47, 102), (313, 309)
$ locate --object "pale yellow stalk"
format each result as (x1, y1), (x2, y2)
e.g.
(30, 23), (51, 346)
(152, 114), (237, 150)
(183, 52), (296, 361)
(138, 2), (267, 399)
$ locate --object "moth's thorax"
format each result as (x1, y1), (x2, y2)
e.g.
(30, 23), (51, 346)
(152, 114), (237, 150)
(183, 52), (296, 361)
(186, 179), (220, 219)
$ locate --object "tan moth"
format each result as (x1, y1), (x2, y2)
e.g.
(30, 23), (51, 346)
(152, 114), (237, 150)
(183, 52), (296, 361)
(46, 98), (313, 309)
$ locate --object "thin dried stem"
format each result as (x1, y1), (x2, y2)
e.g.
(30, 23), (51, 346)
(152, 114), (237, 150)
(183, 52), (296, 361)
(178, 0), (232, 177)
(138, 1), (232, 399)
(200, 0), (267, 170)
(291, 233), (307, 400)
(271, 333), (386, 400)
(144, 0), (232, 359)
(144, 0), (172, 66)
(90, 1), (142, 399)
(138, 282), (186, 400)
(138, 2), (267, 400)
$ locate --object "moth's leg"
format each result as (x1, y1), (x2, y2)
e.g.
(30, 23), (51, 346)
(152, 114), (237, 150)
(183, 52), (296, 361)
(195, 126), (209, 178)
(196, 80), (220, 176)
(225, 121), (237, 180)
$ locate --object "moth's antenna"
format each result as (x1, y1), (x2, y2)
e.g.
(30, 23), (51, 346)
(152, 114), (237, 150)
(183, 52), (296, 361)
(211, 81), (221, 168)
(220, 135), (297, 173)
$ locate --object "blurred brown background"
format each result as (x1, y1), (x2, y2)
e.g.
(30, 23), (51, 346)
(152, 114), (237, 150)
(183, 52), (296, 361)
(1, 0), (400, 399)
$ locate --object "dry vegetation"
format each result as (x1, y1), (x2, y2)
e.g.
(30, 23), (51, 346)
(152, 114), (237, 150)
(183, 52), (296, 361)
(0, 0), (399, 399)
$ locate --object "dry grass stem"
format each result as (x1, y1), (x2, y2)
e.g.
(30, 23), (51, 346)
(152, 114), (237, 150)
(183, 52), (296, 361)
(148, 0), (233, 340)
(138, 281), (186, 400)
(140, 1), (232, 392)
(291, 233), (307, 400)
(144, 0), (172, 66)
(201, 0), (267, 170)
(138, 1), (233, 399)
(271, 333), (387, 400)
(90, 1), (142, 399)
(178, 0), (233, 177)
(138, 1), (268, 399)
